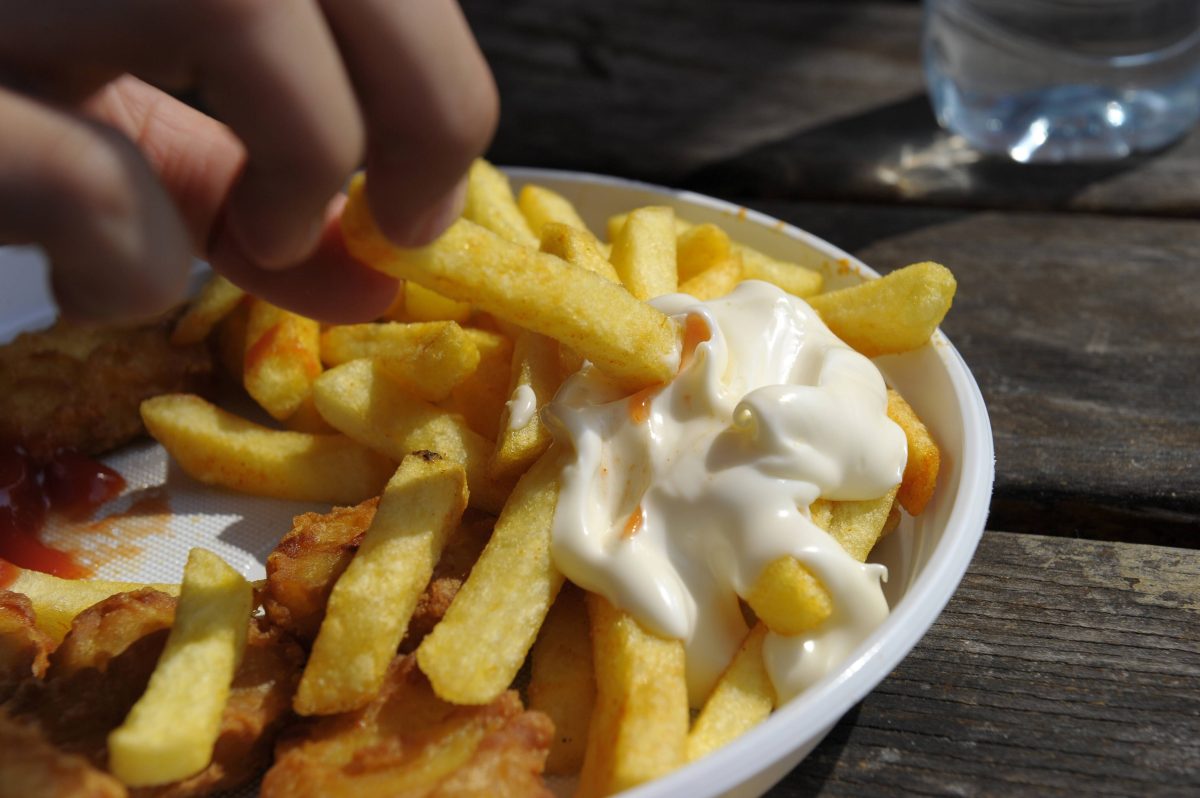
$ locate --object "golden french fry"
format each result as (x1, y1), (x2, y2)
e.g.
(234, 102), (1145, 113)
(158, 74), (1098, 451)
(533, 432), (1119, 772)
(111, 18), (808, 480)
(215, 298), (250, 378)
(282, 395), (337, 434)
(526, 585), (595, 774)
(608, 212), (824, 298)
(403, 281), (473, 323)
(141, 393), (394, 504)
(744, 555), (832, 636)
(676, 223), (733, 282)
(416, 450), (563, 705)
(490, 331), (562, 482)
(296, 453), (468, 715)
(609, 206), (678, 301)
(5, 569), (179, 644)
(577, 593), (688, 798)
(441, 329), (513, 442)
(738, 248), (823, 298)
(244, 299), (322, 421)
(687, 623), (774, 762)
(170, 274), (245, 346)
(463, 159), (538, 248)
(887, 389), (941, 516)
(528, 584), (595, 775)
(342, 175), (680, 392)
(320, 321), (481, 403)
(807, 261), (956, 357)
(108, 549), (251, 787)
(539, 222), (620, 283)
(312, 359), (513, 514)
(518, 183), (591, 238)
(678, 255), (744, 301)
(810, 486), (900, 563)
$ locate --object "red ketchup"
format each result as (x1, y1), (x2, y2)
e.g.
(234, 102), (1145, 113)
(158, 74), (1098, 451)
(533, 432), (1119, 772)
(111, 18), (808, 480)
(0, 444), (126, 586)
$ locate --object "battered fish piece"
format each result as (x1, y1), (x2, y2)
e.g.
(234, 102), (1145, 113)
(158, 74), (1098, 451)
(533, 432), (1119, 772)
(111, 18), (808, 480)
(0, 591), (53, 702)
(0, 317), (211, 462)
(0, 709), (126, 798)
(264, 501), (492, 650)
(262, 656), (554, 798)
(4, 588), (303, 797)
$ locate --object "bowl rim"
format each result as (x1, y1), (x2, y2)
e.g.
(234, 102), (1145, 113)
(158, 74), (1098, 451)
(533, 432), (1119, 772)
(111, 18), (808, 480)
(505, 166), (995, 797)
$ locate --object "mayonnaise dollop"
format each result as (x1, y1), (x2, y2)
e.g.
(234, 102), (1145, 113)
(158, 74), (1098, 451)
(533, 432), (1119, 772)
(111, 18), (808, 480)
(505, 383), (538, 432)
(544, 281), (907, 704)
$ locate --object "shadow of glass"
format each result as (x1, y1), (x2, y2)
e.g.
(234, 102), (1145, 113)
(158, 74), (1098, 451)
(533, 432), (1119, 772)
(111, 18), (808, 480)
(685, 93), (1166, 211)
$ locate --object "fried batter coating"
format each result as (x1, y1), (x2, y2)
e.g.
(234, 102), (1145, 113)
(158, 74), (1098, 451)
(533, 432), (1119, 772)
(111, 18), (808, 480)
(0, 709), (126, 798)
(0, 317), (212, 462)
(265, 501), (492, 650)
(0, 590), (53, 702)
(5, 589), (303, 797)
(262, 656), (553, 798)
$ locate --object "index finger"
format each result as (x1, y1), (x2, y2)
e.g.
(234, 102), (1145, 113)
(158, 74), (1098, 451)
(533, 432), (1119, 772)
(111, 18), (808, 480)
(319, 0), (499, 247)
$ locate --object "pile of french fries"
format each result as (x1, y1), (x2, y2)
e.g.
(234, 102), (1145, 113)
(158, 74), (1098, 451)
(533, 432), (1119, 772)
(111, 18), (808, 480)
(10, 159), (955, 794)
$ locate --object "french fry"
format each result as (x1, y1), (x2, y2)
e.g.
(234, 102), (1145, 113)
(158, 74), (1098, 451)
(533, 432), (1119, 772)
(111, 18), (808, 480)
(518, 183), (591, 238)
(608, 212), (824, 298)
(342, 175), (681, 392)
(737, 247), (823, 298)
(215, 298), (250, 378)
(687, 623), (774, 762)
(170, 274), (245, 346)
(678, 254), (744, 301)
(320, 321), (481, 403)
(312, 359), (513, 514)
(108, 548), (252, 787)
(609, 206), (678, 301)
(244, 300), (322, 421)
(577, 593), (688, 798)
(403, 282), (473, 323)
(463, 159), (538, 248)
(887, 389), (941, 516)
(744, 555), (832, 636)
(282, 395), (338, 434)
(296, 453), (468, 715)
(676, 223), (733, 282)
(141, 393), (394, 504)
(810, 486), (901, 563)
(527, 584), (595, 774)
(416, 450), (564, 705)
(5, 568), (179, 644)
(442, 329), (514, 442)
(807, 261), (956, 357)
(489, 331), (562, 482)
(539, 222), (620, 283)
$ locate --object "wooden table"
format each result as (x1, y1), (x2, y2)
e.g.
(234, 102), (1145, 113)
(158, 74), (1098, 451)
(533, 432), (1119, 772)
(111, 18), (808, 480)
(461, 1), (1200, 794)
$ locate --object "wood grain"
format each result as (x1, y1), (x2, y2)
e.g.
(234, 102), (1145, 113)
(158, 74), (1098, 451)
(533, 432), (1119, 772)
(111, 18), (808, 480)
(463, 0), (1200, 215)
(773, 531), (1200, 796)
(737, 199), (1200, 544)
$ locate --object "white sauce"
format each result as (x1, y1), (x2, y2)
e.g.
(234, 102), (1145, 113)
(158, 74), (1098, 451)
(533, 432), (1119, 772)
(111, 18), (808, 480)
(544, 281), (907, 705)
(505, 383), (538, 432)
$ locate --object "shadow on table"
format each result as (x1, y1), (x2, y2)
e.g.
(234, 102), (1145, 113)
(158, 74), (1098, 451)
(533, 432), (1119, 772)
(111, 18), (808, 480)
(775, 703), (865, 795)
(684, 93), (1162, 212)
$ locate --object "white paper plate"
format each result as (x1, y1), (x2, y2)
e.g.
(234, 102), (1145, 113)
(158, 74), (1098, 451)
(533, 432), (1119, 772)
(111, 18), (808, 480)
(0, 168), (994, 798)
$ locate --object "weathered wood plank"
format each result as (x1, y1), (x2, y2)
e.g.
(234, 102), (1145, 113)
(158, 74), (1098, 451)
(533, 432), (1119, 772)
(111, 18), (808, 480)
(463, 0), (1200, 215)
(771, 531), (1200, 796)
(737, 199), (1200, 543)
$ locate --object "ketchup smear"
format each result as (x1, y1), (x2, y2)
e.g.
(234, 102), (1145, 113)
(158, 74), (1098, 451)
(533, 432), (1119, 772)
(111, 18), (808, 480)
(0, 445), (126, 586)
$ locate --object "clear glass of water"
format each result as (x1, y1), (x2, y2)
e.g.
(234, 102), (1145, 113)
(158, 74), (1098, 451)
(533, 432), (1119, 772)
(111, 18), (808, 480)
(923, 0), (1200, 163)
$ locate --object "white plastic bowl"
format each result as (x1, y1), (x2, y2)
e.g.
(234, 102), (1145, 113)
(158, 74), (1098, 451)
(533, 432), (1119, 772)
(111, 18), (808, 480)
(505, 168), (994, 798)
(0, 169), (993, 798)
